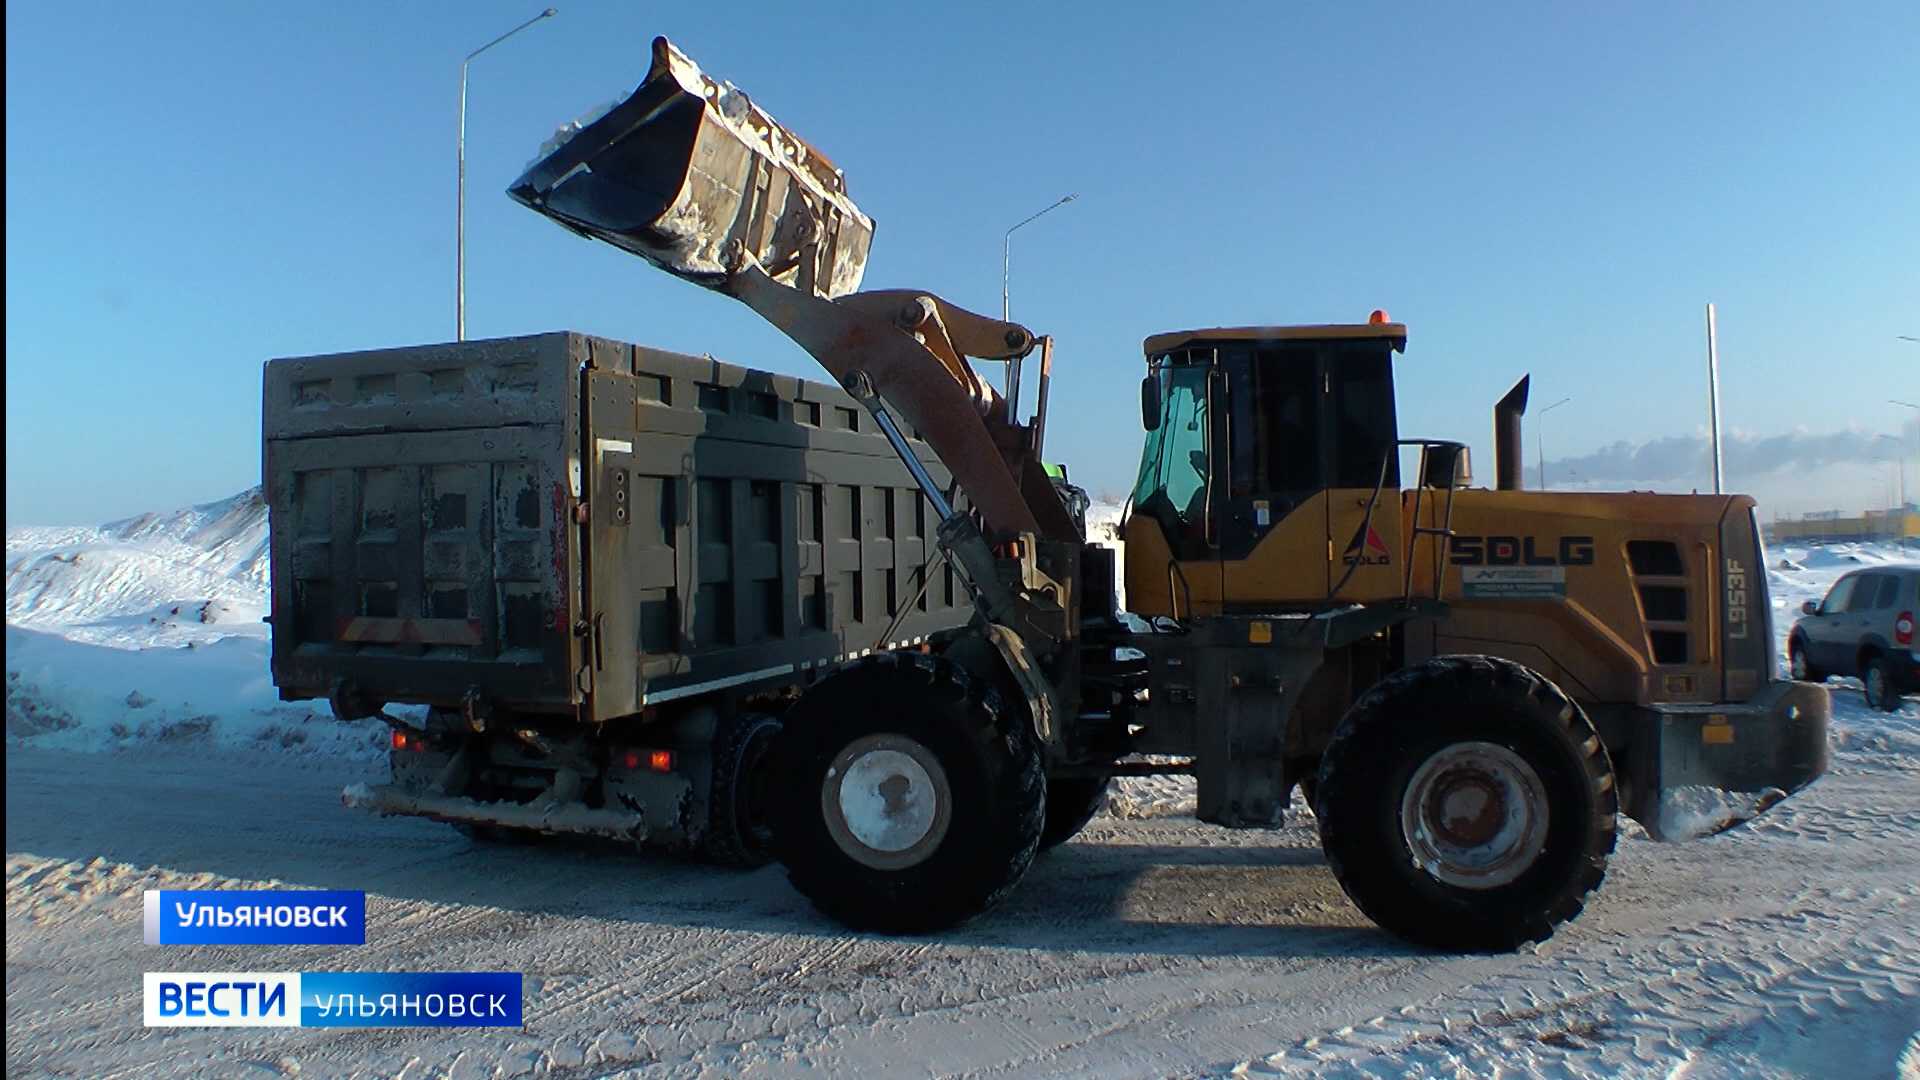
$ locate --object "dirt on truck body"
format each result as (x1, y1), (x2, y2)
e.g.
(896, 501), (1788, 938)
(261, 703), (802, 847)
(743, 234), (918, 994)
(265, 331), (975, 863)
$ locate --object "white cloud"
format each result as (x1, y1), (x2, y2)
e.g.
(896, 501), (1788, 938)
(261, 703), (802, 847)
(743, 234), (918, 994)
(1536, 420), (1917, 520)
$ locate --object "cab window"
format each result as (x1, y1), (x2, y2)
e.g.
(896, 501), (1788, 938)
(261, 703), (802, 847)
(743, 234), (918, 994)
(1845, 574), (1887, 613)
(1819, 576), (1857, 614)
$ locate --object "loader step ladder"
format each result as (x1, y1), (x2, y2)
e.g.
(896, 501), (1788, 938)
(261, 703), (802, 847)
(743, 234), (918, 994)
(1400, 439), (1470, 605)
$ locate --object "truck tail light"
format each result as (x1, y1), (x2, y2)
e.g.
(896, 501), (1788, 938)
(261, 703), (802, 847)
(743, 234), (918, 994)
(392, 730), (429, 752)
(1896, 611), (1914, 646)
(618, 748), (676, 772)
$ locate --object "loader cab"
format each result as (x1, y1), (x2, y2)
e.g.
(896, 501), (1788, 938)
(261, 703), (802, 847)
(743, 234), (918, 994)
(1128, 321), (1407, 611)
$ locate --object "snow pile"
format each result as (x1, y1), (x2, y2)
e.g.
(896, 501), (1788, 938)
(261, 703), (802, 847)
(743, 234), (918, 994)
(1086, 497), (1127, 545)
(6, 487), (269, 649)
(5, 488), (389, 758)
(5, 626), (385, 758)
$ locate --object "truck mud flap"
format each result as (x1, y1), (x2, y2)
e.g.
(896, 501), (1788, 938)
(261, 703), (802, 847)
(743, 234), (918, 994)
(508, 36), (872, 300)
(1627, 680), (1830, 841)
(341, 783), (646, 843)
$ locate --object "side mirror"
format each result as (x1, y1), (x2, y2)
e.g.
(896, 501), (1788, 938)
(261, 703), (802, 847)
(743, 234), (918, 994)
(1801, 600), (1819, 616)
(1140, 375), (1161, 432)
(1421, 442), (1472, 489)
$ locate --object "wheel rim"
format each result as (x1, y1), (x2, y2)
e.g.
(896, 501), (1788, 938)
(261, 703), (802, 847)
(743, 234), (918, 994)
(820, 733), (953, 871)
(1789, 645), (1808, 680)
(735, 724), (779, 850)
(1400, 741), (1551, 889)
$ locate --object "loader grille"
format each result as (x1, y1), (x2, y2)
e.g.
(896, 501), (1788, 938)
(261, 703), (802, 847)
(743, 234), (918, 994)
(1629, 541), (1691, 666)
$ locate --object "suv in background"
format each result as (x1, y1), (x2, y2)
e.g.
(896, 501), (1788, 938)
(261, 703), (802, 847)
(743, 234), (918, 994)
(1788, 565), (1919, 711)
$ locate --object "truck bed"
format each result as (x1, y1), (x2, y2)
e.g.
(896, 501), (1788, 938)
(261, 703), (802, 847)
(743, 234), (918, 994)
(265, 331), (974, 725)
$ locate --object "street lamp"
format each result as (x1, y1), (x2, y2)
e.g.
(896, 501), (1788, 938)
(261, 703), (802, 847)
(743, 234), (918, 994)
(1002, 193), (1077, 322)
(1537, 397), (1571, 490)
(458, 8), (557, 341)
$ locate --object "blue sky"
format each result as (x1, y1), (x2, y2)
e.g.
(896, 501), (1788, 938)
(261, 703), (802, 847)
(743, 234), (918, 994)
(7, 2), (1917, 525)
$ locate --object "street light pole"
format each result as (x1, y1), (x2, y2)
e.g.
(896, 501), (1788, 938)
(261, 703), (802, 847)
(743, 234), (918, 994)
(1002, 193), (1077, 322)
(1893, 399), (1920, 511)
(1537, 397), (1570, 490)
(459, 7), (557, 341)
(1705, 303), (1724, 494)
(998, 193), (1076, 421)
(1877, 434), (1906, 508)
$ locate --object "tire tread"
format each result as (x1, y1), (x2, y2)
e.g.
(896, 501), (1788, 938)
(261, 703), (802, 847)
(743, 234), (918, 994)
(1316, 655), (1616, 952)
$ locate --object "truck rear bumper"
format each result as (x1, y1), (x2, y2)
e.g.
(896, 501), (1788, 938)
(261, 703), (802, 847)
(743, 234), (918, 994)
(1625, 679), (1831, 841)
(342, 783), (648, 843)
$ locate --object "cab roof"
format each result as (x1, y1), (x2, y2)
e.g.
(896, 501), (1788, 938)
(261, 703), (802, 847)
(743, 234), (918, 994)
(1142, 323), (1408, 357)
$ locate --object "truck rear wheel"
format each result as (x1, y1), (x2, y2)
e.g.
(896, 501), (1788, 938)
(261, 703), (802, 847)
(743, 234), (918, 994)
(704, 712), (782, 868)
(1315, 655), (1616, 952)
(769, 652), (1044, 933)
(1038, 774), (1111, 851)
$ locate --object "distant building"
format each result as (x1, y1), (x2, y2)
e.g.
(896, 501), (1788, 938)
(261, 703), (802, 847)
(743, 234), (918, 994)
(1766, 505), (1920, 544)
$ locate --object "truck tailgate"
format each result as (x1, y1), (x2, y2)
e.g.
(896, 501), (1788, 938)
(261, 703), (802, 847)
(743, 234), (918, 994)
(264, 334), (584, 713)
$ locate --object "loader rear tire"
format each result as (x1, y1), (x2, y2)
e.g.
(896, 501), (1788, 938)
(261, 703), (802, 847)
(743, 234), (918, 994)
(1038, 774), (1111, 851)
(1315, 655), (1616, 953)
(769, 652), (1044, 933)
(704, 712), (782, 868)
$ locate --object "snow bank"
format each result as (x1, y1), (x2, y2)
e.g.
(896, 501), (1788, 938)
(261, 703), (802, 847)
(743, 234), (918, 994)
(7, 488), (269, 649)
(4, 488), (393, 758)
(5, 626), (385, 759)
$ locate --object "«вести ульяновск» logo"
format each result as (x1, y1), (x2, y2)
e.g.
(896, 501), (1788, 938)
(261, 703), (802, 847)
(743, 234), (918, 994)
(144, 972), (523, 1027)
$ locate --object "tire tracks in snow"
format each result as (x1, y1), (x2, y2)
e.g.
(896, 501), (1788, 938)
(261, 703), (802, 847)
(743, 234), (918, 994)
(1208, 887), (1919, 1078)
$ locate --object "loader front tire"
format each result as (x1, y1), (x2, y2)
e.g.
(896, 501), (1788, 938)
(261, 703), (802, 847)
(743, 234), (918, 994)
(769, 652), (1044, 933)
(1315, 655), (1616, 953)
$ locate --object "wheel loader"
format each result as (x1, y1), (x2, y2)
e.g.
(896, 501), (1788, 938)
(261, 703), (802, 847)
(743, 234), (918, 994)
(504, 36), (1829, 951)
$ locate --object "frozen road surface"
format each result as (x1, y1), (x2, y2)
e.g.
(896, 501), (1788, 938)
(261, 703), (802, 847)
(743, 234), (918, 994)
(7, 731), (1918, 1080)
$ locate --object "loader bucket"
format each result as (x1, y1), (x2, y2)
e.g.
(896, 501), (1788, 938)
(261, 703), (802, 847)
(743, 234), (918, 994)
(509, 36), (874, 299)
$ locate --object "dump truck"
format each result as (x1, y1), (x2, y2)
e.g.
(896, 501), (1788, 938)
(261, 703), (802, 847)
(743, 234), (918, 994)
(265, 333), (982, 864)
(271, 35), (1830, 952)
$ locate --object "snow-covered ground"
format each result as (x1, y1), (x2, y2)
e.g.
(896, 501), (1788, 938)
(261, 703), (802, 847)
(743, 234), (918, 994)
(6, 492), (1918, 1078)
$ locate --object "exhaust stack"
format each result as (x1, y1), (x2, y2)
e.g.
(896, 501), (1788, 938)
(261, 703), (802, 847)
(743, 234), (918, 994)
(1495, 375), (1530, 491)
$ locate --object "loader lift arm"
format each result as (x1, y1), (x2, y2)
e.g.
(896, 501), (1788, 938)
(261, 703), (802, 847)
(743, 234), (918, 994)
(508, 36), (1077, 548)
